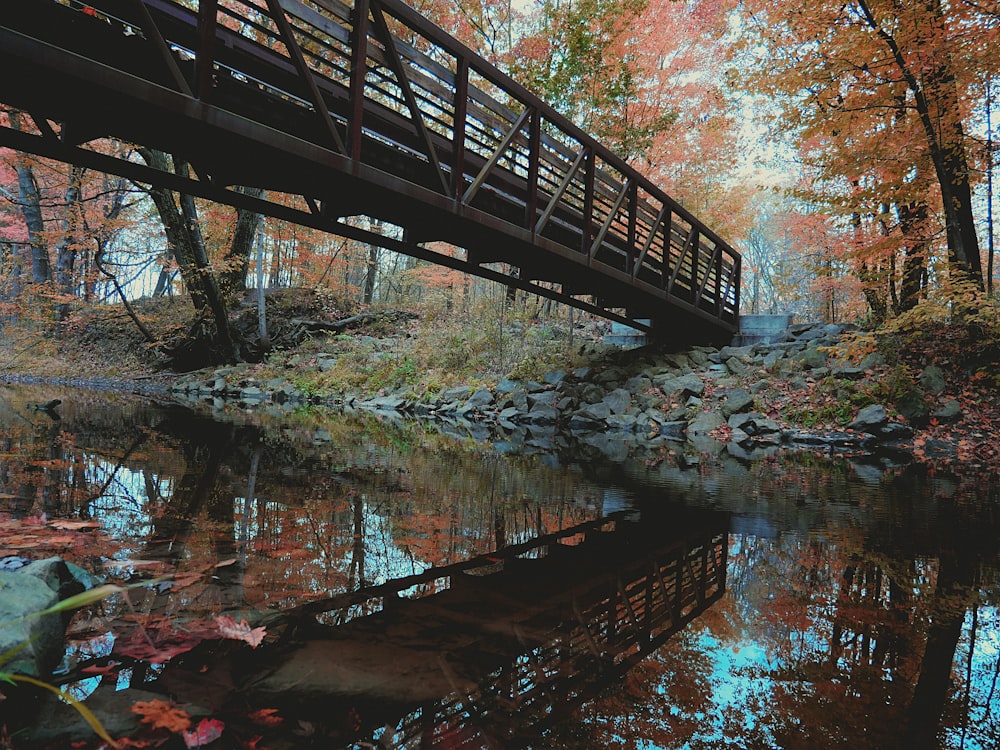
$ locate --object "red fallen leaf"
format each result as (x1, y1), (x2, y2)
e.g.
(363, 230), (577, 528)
(240, 736), (266, 750)
(182, 718), (225, 748)
(132, 700), (192, 733)
(247, 708), (283, 727)
(81, 661), (121, 677)
(215, 615), (266, 648)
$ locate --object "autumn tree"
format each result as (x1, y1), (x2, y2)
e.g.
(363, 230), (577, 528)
(738, 0), (996, 316)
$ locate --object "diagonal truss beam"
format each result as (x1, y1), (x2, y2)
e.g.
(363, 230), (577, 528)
(265, 0), (346, 154)
(369, 0), (450, 195)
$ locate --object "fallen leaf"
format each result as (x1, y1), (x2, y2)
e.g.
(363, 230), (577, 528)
(131, 700), (192, 733)
(182, 718), (225, 748)
(215, 615), (266, 648)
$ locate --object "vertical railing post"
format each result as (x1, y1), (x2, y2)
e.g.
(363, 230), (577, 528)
(581, 147), (594, 258)
(732, 254), (742, 320)
(626, 181), (637, 275)
(348, 0), (371, 162)
(714, 245), (724, 316)
(452, 56), (469, 201)
(525, 109), (540, 229)
(196, 0), (218, 102)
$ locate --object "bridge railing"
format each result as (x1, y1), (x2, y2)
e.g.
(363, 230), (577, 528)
(34, 0), (740, 324)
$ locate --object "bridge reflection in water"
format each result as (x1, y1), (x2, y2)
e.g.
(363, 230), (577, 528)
(245, 508), (729, 747)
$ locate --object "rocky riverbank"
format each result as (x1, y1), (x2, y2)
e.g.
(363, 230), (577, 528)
(165, 320), (983, 468)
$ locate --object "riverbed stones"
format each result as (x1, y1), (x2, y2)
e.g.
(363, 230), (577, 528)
(721, 388), (754, 417)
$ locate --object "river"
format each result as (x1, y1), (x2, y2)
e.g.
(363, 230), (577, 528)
(1, 384), (997, 749)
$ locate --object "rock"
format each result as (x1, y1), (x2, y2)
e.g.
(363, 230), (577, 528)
(625, 375), (652, 394)
(462, 387), (494, 412)
(656, 372), (704, 398)
(784, 430), (875, 449)
(495, 379), (520, 394)
(933, 399), (962, 423)
(760, 350), (783, 370)
(20, 558), (85, 604)
(847, 404), (887, 433)
(687, 412), (725, 436)
(894, 389), (930, 426)
(721, 389), (754, 417)
(919, 365), (947, 394)
(795, 345), (828, 369)
(874, 422), (914, 441)
(831, 367), (865, 380)
(575, 402), (612, 422)
(524, 403), (559, 424)
(542, 370), (566, 386)
(0, 567), (66, 678)
(602, 388), (632, 415)
(438, 386), (472, 403)
(580, 383), (606, 404)
(858, 352), (885, 370)
(725, 357), (749, 376)
(24, 686), (163, 746)
(510, 388), (529, 411)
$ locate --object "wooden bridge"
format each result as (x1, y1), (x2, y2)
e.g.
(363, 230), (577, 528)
(0, 0), (741, 338)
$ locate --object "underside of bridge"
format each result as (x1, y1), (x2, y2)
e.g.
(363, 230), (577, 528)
(0, 0), (741, 345)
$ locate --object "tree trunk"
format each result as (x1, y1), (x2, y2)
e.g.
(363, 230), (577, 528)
(363, 243), (379, 304)
(857, 0), (983, 289)
(9, 113), (51, 287)
(220, 185), (265, 299)
(137, 147), (241, 364)
(54, 166), (85, 321)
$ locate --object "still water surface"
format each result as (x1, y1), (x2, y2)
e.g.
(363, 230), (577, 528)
(0, 384), (997, 749)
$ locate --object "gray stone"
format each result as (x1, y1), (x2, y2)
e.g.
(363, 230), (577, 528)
(625, 375), (653, 394)
(438, 386), (472, 403)
(602, 388), (632, 415)
(656, 372), (704, 398)
(721, 389), (754, 417)
(796, 346), (828, 369)
(510, 388), (529, 411)
(525, 403), (559, 424)
(848, 404), (888, 433)
(762, 350), (784, 369)
(858, 352), (885, 370)
(580, 383), (606, 404)
(495, 379), (520, 395)
(462, 387), (494, 412)
(894, 390), (930, 426)
(687, 411), (726, 436)
(725, 357), (749, 376)
(831, 367), (865, 380)
(933, 399), (962, 423)
(919, 365), (947, 394)
(576, 402), (612, 421)
(719, 345), (754, 361)
(542, 370), (566, 385)
(0, 570), (63, 677)
(875, 423), (914, 441)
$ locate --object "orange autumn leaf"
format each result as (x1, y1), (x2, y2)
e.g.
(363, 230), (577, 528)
(131, 700), (192, 733)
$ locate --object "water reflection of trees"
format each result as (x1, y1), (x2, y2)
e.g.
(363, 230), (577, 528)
(2, 386), (998, 749)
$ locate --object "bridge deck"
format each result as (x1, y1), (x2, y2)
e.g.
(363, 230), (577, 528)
(0, 0), (740, 338)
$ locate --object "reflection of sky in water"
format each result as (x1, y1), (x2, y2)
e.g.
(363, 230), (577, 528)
(2, 388), (997, 749)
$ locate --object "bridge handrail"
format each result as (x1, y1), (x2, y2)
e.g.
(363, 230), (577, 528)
(19, 0), (740, 323)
